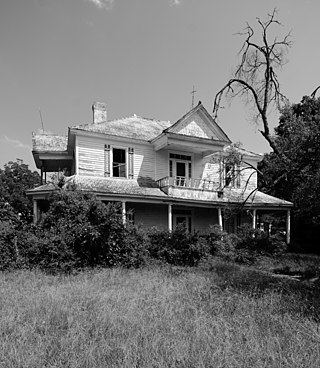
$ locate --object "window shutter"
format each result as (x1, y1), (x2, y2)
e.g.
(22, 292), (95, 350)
(104, 144), (110, 177)
(128, 147), (134, 179)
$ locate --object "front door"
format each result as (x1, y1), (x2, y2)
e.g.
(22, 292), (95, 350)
(176, 161), (187, 186)
(174, 215), (192, 232)
(173, 209), (192, 232)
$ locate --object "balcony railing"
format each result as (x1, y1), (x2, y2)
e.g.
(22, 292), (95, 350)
(157, 176), (220, 191)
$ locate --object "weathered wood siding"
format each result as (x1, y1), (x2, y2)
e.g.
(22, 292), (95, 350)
(155, 150), (168, 181)
(193, 207), (219, 232)
(76, 135), (156, 179)
(77, 136), (105, 176)
(129, 203), (168, 228)
(129, 203), (219, 232)
(200, 155), (221, 186)
(239, 159), (257, 191)
(132, 144), (155, 179)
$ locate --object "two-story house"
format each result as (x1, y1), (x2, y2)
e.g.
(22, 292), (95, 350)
(28, 101), (293, 242)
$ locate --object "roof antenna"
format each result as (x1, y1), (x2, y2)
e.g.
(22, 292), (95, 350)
(191, 85), (197, 109)
(38, 107), (45, 132)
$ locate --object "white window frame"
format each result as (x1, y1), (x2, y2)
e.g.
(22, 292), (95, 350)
(224, 162), (241, 188)
(168, 151), (193, 179)
(111, 146), (128, 178)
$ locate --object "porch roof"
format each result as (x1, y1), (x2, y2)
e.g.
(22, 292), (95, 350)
(28, 175), (293, 209)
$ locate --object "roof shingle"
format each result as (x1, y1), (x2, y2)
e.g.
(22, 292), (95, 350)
(71, 116), (172, 141)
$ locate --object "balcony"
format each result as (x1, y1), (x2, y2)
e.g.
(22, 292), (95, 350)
(157, 176), (220, 190)
(157, 176), (223, 200)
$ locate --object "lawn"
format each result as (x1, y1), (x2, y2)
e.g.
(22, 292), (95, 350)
(1, 258), (320, 367)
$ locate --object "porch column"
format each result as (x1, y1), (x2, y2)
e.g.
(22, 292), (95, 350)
(33, 199), (39, 224)
(252, 209), (257, 229)
(286, 209), (291, 245)
(218, 208), (223, 231)
(168, 204), (172, 232)
(122, 201), (126, 225)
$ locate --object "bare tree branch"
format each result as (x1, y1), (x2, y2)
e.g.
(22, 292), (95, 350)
(213, 9), (291, 156)
(311, 86), (320, 99)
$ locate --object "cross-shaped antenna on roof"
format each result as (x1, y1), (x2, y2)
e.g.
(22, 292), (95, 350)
(191, 86), (197, 109)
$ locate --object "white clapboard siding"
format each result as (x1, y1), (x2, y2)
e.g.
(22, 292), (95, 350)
(240, 163), (257, 191)
(77, 135), (156, 179)
(201, 161), (221, 184)
(191, 153), (203, 179)
(155, 150), (168, 181)
(77, 136), (105, 176)
(132, 144), (155, 179)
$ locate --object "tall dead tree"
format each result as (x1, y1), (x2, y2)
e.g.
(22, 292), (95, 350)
(213, 9), (291, 156)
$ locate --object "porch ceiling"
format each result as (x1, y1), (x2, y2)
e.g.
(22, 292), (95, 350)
(33, 151), (73, 171)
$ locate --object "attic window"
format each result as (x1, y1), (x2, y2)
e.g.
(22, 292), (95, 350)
(113, 148), (126, 178)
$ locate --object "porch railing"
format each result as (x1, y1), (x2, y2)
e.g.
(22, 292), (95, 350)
(156, 176), (220, 191)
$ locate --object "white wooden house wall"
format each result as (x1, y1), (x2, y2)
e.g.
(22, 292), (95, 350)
(77, 135), (156, 179)
(76, 134), (258, 190)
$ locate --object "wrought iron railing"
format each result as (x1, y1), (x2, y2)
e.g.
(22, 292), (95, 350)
(156, 176), (220, 191)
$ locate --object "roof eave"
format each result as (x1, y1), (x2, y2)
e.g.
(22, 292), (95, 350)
(69, 127), (152, 145)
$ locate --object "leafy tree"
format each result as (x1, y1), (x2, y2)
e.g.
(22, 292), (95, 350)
(259, 96), (320, 248)
(0, 160), (40, 222)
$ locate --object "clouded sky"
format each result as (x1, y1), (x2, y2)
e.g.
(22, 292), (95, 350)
(1, 0), (319, 171)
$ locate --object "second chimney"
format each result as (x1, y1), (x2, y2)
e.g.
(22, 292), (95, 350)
(92, 102), (107, 124)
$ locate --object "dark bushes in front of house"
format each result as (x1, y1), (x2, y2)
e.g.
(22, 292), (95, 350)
(0, 191), (287, 272)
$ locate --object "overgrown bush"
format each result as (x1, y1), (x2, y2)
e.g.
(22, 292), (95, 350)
(231, 224), (287, 264)
(0, 221), (19, 270)
(1, 189), (289, 272)
(146, 225), (205, 266)
(0, 201), (23, 270)
(200, 225), (238, 261)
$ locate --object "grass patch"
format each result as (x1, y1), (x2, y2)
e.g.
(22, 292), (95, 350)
(1, 263), (320, 367)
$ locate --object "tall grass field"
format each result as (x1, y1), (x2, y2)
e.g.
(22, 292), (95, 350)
(1, 260), (320, 367)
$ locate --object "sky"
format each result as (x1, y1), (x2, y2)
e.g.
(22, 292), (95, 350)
(1, 0), (320, 172)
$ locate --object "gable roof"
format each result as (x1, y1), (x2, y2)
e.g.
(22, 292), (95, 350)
(164, 102), (231, 143)
(71, 115), (172, 142)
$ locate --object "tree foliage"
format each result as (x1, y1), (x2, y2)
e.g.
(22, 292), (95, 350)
(0, 160), (40, 222)
(259, 96), (320, 247)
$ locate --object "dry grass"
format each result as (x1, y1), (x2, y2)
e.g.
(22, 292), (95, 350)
(1, 263), (320, 367)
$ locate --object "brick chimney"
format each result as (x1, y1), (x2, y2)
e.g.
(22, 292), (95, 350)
(92, 102), (107, 124)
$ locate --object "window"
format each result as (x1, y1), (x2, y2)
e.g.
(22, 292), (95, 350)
(169, 152), (192, 185)
(225, 163), (234, 187)
(169, 153), (191, 161)
(113, 148), (126, 177)
(224, 163), (240, 188)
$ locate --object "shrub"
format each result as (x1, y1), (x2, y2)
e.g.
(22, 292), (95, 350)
(0, 201), (24, 270)
(234, 224), (287, 263)
(0, 221), (19, 270)
(146, 225), (205, 266)
(200, 225), (238, 262)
